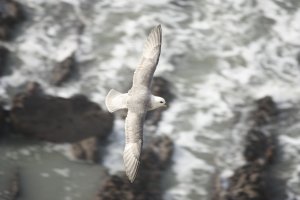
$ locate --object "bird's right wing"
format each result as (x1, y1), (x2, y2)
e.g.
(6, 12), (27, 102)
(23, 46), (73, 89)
(123, 111), (145, 182)
(132, 25), (162, 89)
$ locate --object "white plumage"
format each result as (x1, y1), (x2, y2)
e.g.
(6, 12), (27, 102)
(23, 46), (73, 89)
(105, 25), (166, 183)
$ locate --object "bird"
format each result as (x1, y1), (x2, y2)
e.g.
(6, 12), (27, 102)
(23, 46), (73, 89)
(105, 25), (166, 183)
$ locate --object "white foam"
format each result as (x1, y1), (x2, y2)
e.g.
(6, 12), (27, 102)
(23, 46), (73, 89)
(53, 168), (70, 177)
(40, 173), (50, 178)
(102, 118), (125, 174)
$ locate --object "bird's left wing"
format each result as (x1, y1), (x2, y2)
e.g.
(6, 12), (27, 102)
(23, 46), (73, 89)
(123, 110), (145, 182)
(132, 25), (162, 89)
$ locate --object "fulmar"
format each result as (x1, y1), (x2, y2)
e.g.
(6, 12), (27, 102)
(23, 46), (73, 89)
(105, 25), (166, 182)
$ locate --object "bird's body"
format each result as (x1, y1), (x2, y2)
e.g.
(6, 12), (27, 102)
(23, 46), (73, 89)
(105, 25), (166, 182)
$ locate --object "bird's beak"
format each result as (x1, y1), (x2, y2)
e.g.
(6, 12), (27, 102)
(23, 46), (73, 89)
(163, 104), (167, 108)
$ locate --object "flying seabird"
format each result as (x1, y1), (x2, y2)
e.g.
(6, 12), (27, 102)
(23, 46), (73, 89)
(105, 25), (166, 182)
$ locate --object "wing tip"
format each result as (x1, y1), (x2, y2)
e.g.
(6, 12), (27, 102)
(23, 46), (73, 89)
(123, 142), (142, 183)
(128, 172), (136, 183)
(144, 24), (162, 54)
(148, 24), (162, 38)
(124, 159), (139, 183)
(154, 24), (162, 37)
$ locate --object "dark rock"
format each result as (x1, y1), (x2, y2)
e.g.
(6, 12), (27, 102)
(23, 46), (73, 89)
(0, 169), (20, 200)
(71, 136), (99, 162)
(0, 46), (8, 76)
(243, 129), (275, 165)
(212, 96), (284, 200)
(146, 77), (174, 125)
(95, 135), (174, 200)
(0, 0), (25, 40)
(142, 136), (174, 170)
(0, 101), (10, 138)
(225, 164), (267, 200)
(10, 82), (114, 143)
(51, 53), (76, 86)
(252, 96), (278, 126)
(216, 163), (287, 200)
(0, 104), (5, 128)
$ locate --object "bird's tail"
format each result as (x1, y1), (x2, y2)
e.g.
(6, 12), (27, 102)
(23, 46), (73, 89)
(105, 89), (128, 113)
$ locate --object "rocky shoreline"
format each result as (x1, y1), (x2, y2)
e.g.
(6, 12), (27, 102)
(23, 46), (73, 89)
(212, 96), (287, 200)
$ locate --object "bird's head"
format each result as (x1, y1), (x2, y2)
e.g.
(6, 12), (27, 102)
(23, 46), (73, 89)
(150, 96), (167, 110)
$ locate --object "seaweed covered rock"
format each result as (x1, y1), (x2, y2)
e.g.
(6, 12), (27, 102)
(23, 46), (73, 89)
(51, 52), (77, 86)
(10, 82), (114, 143)
(95, 135), (174, 200)
(0, 0), (25, 40)
(146, 77), (174, 125)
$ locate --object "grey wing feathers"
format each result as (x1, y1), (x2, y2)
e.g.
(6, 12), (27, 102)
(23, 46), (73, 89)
(123, 140), (142, 182)
(105, 89), (128, 113)
(143, 25), (162, 59)
(133, 25), (162, 88)
(123, 111), (145, 182)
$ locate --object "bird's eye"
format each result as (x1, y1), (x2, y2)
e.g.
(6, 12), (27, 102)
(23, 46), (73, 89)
(160, 101), (163, 103)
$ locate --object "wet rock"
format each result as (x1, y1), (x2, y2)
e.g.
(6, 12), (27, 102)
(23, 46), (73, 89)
(0, 101), (10, 138)
(224, 164), (267, 200)
(10, 82), (114, 143)
(252, 96), (278, 126)
(95, 135), (174, 200)
(0, 169), (20, 200)
(144, 135), (174, 169)
(71, 136), (99, 162)
(0, 104), (9, 137)
(243, 129), (275, 165)
(146, 77), (174, 125)
(0, 0), (25, 40)
(0, 46), (8, 76)
(215, 163), (287, 200)
(51, 53), (76, 86)
(213, 96), (284, 200)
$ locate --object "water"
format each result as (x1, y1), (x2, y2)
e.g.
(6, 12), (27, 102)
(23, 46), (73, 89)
(0, 0), (300, 199)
